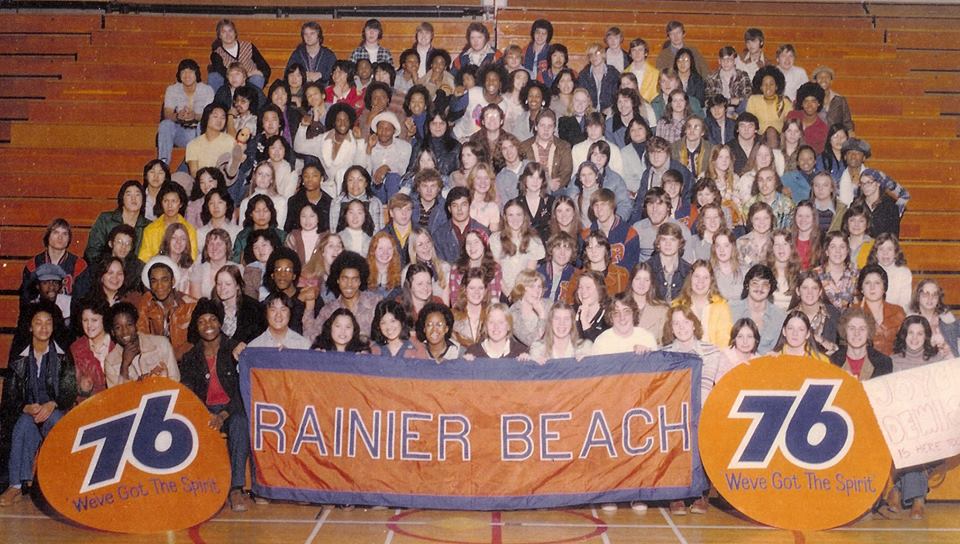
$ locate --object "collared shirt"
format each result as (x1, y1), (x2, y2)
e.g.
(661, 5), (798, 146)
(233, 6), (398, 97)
(815, 265), (859, 311)
(104, 334), (180, 387)
(247, 328), (312, 350)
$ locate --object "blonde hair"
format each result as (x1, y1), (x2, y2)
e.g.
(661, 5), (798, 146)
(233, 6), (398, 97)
(467, 162), (498, 204)
(510, 269), (545, 303)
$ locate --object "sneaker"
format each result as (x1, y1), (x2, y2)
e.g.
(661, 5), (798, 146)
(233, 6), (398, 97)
(251, 493), (269, 505)
(600, 503), (618, 512)
(886, 487), (902, 513)
(229, 489), (248, 513)
(689, 497), (709, 515)
(370, 505), (389, 511)
(630, 501), (648, 513)
(669, 500), (687, 516)
(0, 487), (24, 507)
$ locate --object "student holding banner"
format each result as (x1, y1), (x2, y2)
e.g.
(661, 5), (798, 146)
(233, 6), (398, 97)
(771, 309), (828, 361)
(660, 304), (729, 515)
(415, 301), (459, 362)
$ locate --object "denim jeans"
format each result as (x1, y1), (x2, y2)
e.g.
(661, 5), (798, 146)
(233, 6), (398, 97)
(8, 410), (62, 485)
(208, 405), (253, 489)
(895, 468), (929, 506)
(157, 120), (198, 164)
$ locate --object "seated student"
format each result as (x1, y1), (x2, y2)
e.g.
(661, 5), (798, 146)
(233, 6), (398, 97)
(367, 232), (403, 299)
(538, 232), (577, 303)
(580, 141), (633, 221)
(629, 136), (694, 219)
(521, 19), (553, 75)
(606, 86), (652, 148)
(450, 268), (492, 348)
(539, 43), (569, 90)
(311, 309), (370, 353)
(422, 48), (455, 101)
(207, 19), (270, 92)
(450, 64), (510, 142)
(788, 270), (841, 354)
(705, 46), (752, 111)
(179, 298), (253, 513)
(674, 260), (733, 348)
(158, 59), (215, 167)
(350, 18), (393, 65)
(233, 195), (286, 265)
(511, 81), (550, 142)
(687, 202), (726, 262)
(867, 233), (912, 311)
(729, 264), (787, 354)
(853, 264), (905, 356)
(295, 103), (365, 198)
(365, 111), (412, 185)
(771, 310), (828, 361)
(673, 47), (705, 106)
(671, 116), (713, 180)
(139, 182), (198, 263)
(647, 222), (691, 303)
(104, 301), (179, 387)
(855, 169), (902, 238)
(704, 95), (736, 146)
(910, 279), (959, 358)
(786, 82), (828, 154)
(137, 256), (197, 360)
(592, 291), (658, 356)
(526, 302), (594, 363)
(817, 123), (849, 183)
(416, 301), (460, 362)
(185, 104), (234, 178)
(815, 231), (859, 312)
(287, 21), (337, 86)
(569, 229), (630, 303)
(810, 171), (846, 234)
(20, 218), (87, 308)
(631, 187), (693, 263)
(0, 300), (77, 507)
(812, 65), (855, 135)
(85, 180), (151, 265)
(766, 229), (799, 310)
(735, 28), (766, 81)
(394, 48), (421, 96)
(304, 251), (382, 344)
(655, 90), (695, 144)
(212, 264), (266, 346)
(655, 20), (709, 75)
(710, 229), (747, 302)
(468, 104), (510, 172)
(830, 306), (892, 380)
(624, 38), (660, 103)
(572, 269), (610, 343)
(370, 299), (428, 358)
(451, 22), (501, 76)
(432, 187), (489, 263)
(70, 298), (112, 402)
(730, 111), (760, 175)
(214, 62), (267, 114)
(329, 166), (384, 235)
(464, 302), (528, 359)
(775, 44), (808, 102)
(325, 60), (364, 121)
(602, 27), (628, 73)
(741, 167), (795, 229)
(736, 202), (775, 269)
(842, 202), (875, 269)
(620, 118), (652, 197)
(247, 291), (311, 350)
(577, 42), (620, 113)
(518, 110), (572, 193)
(780, 145), (817, 202)
(558, 88), (593, 147)
(736, 143), (785, 204)
(579, 188), (640, 268)
(746, 65), (792, 134)
(9, 264), (74, 376)
(651, 68), (704, 121)
(409, 168), (446, 232)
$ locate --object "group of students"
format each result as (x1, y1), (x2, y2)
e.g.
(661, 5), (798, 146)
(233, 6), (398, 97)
(3, 15), (957, 521)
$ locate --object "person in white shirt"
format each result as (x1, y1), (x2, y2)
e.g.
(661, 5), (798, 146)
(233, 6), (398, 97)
(592, 292), (658, 355)
(246, 292), (311, 350)
(776, 44), (808, 102)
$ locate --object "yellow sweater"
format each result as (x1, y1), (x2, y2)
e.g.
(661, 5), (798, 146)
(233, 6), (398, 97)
(138, 215), (199, 262)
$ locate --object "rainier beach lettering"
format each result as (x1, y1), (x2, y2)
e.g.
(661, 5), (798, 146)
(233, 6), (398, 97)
(253, 404), (692, 461)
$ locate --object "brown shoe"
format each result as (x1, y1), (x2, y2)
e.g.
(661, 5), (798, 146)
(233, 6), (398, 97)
(229, 489), (248, 513)
(689, 496), (709, 514)
(669, 500), (687, 516)
(910, 498), (925, 520)
(0, 487), (24, 507)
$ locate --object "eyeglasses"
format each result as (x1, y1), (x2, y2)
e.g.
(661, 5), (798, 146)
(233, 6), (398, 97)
(749, 279), (771, 288)
(274, 267), (295, 274)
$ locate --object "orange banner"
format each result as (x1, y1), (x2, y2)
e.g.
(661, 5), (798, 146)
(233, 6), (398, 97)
(240, 349), (706, 509)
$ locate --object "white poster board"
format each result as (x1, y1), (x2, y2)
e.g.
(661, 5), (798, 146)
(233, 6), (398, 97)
(862, 357), (960, 469)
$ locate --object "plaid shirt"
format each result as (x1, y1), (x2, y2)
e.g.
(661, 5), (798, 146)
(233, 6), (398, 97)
(705, 68), (752, 102)
(350, 45), (394, 66)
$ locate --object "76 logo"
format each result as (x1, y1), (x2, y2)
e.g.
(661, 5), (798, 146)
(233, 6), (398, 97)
(72, 391), (198, 493)
(728, 379), (854, 470)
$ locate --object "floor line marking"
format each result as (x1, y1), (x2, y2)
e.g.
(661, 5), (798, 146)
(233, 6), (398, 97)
(383, 509), (401, 544)
(302, 507), (331, 544)
(658, 507), (689, 544)
(590, 507), (613, 544)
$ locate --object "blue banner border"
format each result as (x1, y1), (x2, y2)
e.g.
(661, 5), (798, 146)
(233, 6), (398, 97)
(239, 348), (707, 510)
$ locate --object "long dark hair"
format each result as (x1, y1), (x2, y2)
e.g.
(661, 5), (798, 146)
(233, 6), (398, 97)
(311, 308), (369, 352)
(892, 315), (940, 360)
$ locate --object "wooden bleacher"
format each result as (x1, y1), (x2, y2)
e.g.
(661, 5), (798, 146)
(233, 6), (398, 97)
(0, 2), (958, 365)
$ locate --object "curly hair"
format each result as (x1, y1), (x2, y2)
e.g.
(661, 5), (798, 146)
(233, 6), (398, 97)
(367, 232), (402, 291)
(326, 250), (370, 297)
